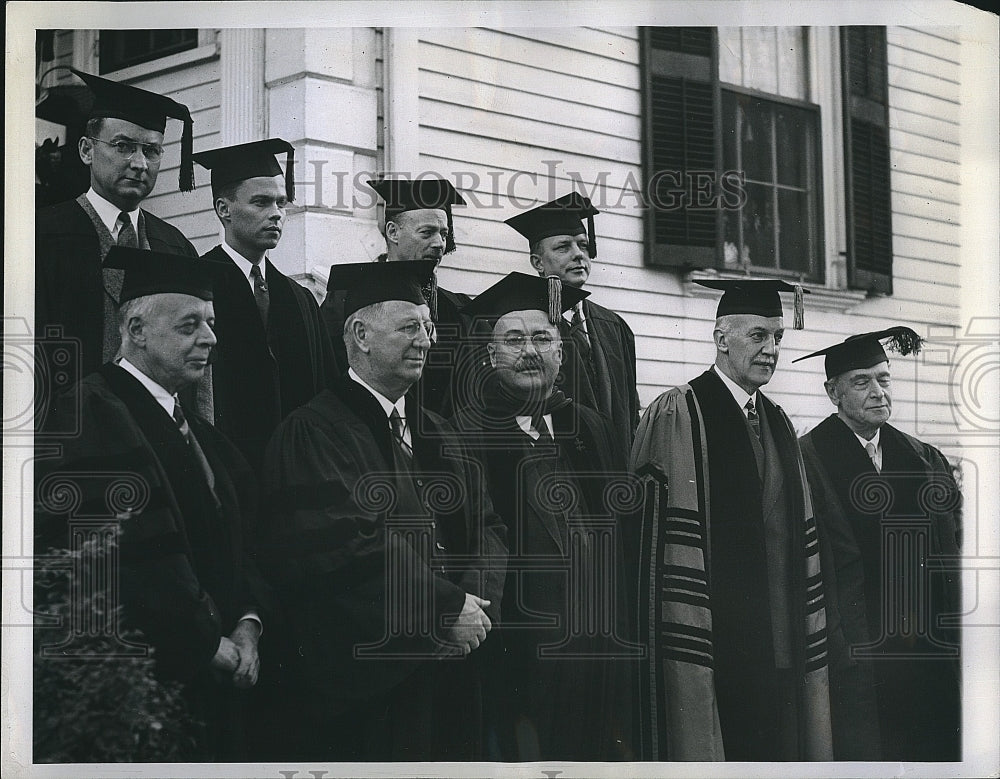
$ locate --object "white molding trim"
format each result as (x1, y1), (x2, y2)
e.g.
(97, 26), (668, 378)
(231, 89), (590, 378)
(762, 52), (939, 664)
(100, 42), (219, 84)
(219, 28), (265, 144)
(383, 28), (420, 175)
(685, 270), (868, 314)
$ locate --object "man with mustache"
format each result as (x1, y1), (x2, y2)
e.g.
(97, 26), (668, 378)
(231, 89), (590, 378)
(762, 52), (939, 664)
(320, 177), (473, 417)
(628, 279), (834, 761)
(505, 193), (640, 464)
(36, 70), (199, 424)
(796, 328), (961, 761)
(35, 247), (269, 760)
(454, 272), (634, 761)
(193, 139), (337, 477)
(263, 260), (506, 760)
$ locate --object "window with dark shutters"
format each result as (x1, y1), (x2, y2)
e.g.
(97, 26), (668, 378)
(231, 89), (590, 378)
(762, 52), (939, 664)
(642, 27), (720, 269)
(842, 26), (894, 294)
(99, 30), (198, 74)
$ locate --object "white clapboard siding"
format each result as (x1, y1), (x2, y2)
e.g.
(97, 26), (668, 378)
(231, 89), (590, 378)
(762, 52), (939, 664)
(418, 26), (964, 446)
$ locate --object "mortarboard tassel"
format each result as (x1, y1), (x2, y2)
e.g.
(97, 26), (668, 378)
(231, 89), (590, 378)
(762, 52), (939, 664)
(885, 327), (923, 356)
(285, 147), (296, 203)
(793, 284), (805, 330)
(546, 275), (562, 325)
(445, 206), (457, 255)
(423, 274), (439, 322)
(587, 213), (597, 259)
(179, 113), (194, 192)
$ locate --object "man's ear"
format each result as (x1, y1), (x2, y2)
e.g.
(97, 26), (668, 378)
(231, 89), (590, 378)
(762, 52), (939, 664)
(78, 136), (94, 166)
(125, 316), (145, 347)
(713, 329), (728, 353)
(552, 341), (563, 368)
(215, 197), (230, 222)
(384, 219), (399, 246)
(349, 318), (370, 354)
(486, 342), (498, 369)
(824, 379), (841, 407)
(528, 253), (545, 275)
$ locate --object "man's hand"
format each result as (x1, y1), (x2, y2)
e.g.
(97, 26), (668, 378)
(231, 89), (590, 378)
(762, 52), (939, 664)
(210, 636), (240, 674)
(228, 619), (261, 689)
(445, 593), (492, 655)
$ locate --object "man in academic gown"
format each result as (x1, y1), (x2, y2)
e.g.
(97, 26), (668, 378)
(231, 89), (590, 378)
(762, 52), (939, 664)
(796, 327), (961, 761)
(505, 193), (640, 464)
(263, 261), (507, 761)
(36, 69), (198, 425)
(193, 139), (337, 476)
(319, 177), (475, 417)
(35, 248), (267, 761)
(453, 272), (635, 761)
(628, 279), (833, 761)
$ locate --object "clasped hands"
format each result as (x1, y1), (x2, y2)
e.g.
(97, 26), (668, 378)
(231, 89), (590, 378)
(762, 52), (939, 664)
(209, 618), (261, 688)
(442, 593), (492, 656)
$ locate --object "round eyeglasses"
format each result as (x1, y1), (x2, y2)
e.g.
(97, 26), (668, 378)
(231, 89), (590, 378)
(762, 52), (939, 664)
(88, 137), (164, 163)
(396, 320), (436, 341)
(502, 333), (556, 353)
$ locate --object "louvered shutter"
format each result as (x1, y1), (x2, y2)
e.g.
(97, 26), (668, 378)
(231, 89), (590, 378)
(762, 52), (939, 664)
(842, 26), (893, 294)
(642, 27), (720, 268)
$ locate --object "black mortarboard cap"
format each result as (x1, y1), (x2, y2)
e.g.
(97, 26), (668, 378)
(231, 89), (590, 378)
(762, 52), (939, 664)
(504, 192), (601, 259)
(104, 247), (213, 303)
(694, 278), (809, 329)
(367, 178), (466, 254)
(72, 68), (195, 192)
(193, 138), (296, 202)
(792, 326), (924, 379)
(327, 260), (439, 320)
(463, 272), (590, 328)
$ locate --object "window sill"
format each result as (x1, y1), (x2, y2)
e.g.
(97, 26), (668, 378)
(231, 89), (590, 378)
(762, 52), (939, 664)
(102, 42), (219, 84)
(685, 270), (870, 314)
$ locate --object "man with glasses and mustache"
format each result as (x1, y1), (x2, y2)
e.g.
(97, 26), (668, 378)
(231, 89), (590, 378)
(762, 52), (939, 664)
(262, 261), (506, 760)
(319, 177), (474, 417)
(192, 139), (337, 478)
(453, 272), (634, 761)
(628, 279), (835, 761)
(36, 69), (199, 423)
(795, 327), (961, 761)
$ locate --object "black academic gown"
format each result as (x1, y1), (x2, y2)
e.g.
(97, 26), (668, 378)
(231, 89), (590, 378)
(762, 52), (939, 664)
(201, 246), (337, 476)
(452, 392), (634, 761)
(319, 268), (474, 418)
(688, 369), (819, 761)
(35, 364), (269, 761)
(261, 376), (507, 761)
(557, 299), (640, 464)
(800, 415), (961, 761)
(35, 199), (197, 411)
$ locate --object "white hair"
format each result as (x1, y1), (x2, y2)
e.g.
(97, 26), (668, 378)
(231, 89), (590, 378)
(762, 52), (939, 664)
(118, 295), (158, 339)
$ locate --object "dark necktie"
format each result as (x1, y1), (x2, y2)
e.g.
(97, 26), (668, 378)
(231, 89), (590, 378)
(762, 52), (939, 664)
(250, 263), (269, 326)
(172, 397), (222, 509)
(570, 303), (593, 365)
(745, 397), (761, 441)
(116, 211), (138, 248)
(389, 407), (413, 461)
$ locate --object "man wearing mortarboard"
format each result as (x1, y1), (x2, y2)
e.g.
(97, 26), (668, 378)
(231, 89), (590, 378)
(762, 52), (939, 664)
(35, 247), (272, 760)
(319, 177), (474, 417)
(505, 193), (640, 466)
(796, 328), (961, 761)
(262, 260), (506, 760)
(453, 272), (635, 760)
(36, 69), (199, 426)
(628, 279), (834, 761)
(193, 138), (337, 478)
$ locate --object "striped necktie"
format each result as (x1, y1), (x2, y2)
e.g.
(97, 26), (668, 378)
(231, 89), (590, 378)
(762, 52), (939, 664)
(116, 212), (138, 248)
(250, 263), (269, 325)
(172, 397), (222, 508)
(389, 407), (412, 459)
(745, 397), (761, 440)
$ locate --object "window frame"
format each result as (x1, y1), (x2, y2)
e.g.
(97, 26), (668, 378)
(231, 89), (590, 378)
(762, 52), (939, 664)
(98, 29), (199, 75)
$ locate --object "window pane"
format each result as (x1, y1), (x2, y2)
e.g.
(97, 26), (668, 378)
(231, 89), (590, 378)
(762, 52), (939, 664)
(778, 189), (810, 273)
(776, 104), (807, 187)
(738, 96), (773, 184)
(726, 181), (775, 268)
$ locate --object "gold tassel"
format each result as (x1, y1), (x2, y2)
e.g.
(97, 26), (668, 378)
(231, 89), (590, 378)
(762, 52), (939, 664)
(547, 275), (562, 325)
(285, 147), (295, 202)
(793, 284), (805, 330)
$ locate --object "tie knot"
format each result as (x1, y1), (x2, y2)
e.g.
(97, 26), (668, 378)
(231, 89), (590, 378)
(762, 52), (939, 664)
(117, 212), (131, 228)
(865, 441), (877, 458)
(172, 397), (185, 425)
(250, 264), (263, 279)
(745, 398), (756, 415)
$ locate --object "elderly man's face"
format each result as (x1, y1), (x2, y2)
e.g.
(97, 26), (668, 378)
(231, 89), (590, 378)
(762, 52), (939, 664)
(387, 209), (448, 264)
(79, 118), (163, 211)
(530, 233), (591, 288)
(138, 294), (217, 394)
(488, 309), (562, 400)
(715, 314), (784, 394)
(827, 361), (893, 437)
(364, 300), (435, 398)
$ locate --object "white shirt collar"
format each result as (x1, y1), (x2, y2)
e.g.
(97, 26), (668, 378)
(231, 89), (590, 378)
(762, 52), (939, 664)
(117, 358), (176, 418)
(219, 240), (267, 286)
(712, 364), (758, 416)
(854, 427), (881, 450)
(348, 368), (406, 419)
(86, 187), (139, 237)
(515, 413), (553, 440)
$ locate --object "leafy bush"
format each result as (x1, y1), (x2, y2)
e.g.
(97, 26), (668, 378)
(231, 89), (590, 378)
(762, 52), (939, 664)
(33, 535), (204, 763)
